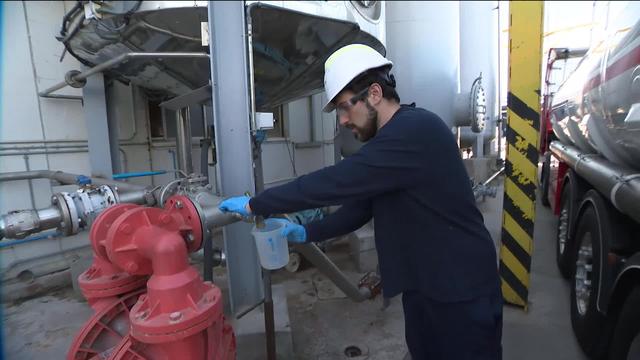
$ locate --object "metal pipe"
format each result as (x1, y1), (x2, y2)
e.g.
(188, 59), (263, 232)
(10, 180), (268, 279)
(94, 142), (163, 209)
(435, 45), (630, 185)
(246, 13), (258, 132)
(23, 155), (36, 210)
(121, 84), (139, 142)
(263, 269), (277, 360)
(116, 189), (152, 205)
(0, 143), (202, 157)
(0, 207), (60, 240)
(0, 231), (61, 249)
(0, 150), (88, 157)
(200, 138), (211, 181)
(0, 144), (88, 151)
(38, 52), (210, 97)
(201, 136), (213, 282)
(1, 139), (163, 146)
(0, 139), (87, 144)
(550, 141), (640, 224)
(176, 108), (194, 175)
(203, 232), (214, 282)
(483, 167), (505, 185)
(0, 170), (145, 191)
(36, 207), (63, 230)
(140, 20), (202, 43)
(293, 243), (372, 302)
(119, 147), (129, 174)
(39, 94), (83, 101)
(112, 170), (167, 179)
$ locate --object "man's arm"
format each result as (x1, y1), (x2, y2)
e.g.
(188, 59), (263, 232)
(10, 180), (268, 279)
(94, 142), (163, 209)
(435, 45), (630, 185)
(250, 124), (424, 216)
(303, 200), (372, 242)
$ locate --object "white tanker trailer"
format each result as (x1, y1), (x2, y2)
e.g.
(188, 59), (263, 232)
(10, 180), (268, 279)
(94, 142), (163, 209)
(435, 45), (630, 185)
(539, 3), (640, 359)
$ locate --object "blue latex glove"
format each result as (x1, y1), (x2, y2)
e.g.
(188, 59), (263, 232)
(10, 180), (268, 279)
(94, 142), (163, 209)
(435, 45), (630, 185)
(271, 218), (307, 244)
(219, 196), (252, 217)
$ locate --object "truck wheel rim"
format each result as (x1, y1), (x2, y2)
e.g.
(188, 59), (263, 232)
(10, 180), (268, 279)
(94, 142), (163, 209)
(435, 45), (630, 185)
(575, 233), (593, 316)
(558, 205), (570, 255)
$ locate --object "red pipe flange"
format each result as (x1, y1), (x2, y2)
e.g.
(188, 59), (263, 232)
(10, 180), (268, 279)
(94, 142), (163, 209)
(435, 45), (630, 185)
(129, 281), (223, 343)
(104, 196), (203, 275)
(79, 205), (148, 311)
(104, 318), (236, 360)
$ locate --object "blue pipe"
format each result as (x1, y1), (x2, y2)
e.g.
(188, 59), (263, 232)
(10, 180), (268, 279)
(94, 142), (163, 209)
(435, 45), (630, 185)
(112, 170), (167, 180)
(0, 231), (61, 249)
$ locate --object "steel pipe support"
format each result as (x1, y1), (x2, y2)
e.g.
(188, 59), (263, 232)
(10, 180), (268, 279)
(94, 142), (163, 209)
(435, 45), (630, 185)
(176, 108), (194, 175)
(292, 243), (372, 302)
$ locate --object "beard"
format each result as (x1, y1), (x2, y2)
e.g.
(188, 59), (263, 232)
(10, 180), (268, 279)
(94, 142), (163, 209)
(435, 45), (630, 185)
(352, 100), (379, 142)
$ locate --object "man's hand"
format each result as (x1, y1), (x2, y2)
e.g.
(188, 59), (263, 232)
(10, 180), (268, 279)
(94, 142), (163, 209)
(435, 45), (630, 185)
(219, 196), (252, 217)
(271, 218), (307, 244)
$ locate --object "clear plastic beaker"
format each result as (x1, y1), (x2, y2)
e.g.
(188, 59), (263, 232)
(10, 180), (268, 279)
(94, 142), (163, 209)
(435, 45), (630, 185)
(251, 218), (289, 270)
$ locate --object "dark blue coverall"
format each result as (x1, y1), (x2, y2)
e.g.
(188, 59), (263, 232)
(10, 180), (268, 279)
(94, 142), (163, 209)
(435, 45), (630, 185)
(250, 105), (503, 359)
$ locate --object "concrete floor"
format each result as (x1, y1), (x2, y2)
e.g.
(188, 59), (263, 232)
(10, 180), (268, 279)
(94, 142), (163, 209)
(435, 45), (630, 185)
(3, 182), (589, 359)
(479, 183), (588, 360)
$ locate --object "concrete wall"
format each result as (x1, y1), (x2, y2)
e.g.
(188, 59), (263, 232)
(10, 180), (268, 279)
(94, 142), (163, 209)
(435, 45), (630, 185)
(1, 1), (89, 275)
(262, 92), (337, 188)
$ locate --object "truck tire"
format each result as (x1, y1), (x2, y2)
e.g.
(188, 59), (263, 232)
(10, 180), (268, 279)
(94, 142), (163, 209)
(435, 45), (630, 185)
(608, 286), (640, 360)
(556, 186), (573, 279)
(540, 153), (551, 207)
(571, 193), (608, 358)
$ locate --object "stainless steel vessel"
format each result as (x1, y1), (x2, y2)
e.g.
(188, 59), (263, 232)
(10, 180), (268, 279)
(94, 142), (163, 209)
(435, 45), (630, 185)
(550, 2), (640, 169)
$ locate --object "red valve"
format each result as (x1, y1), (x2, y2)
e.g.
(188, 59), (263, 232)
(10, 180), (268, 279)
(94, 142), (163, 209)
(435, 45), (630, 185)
(69, 195), (236, 360)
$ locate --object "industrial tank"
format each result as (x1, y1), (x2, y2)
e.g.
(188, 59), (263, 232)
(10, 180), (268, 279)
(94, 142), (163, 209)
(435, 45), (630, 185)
(385, 1), (498, 149)
(458, 1), (498, 153)
(62, 1), (385, 110)
(386, 2), (460, 127)
(550, 2), (640, 169)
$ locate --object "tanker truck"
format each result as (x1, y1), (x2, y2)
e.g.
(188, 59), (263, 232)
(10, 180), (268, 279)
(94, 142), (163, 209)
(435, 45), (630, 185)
(539, 3), (640, 359)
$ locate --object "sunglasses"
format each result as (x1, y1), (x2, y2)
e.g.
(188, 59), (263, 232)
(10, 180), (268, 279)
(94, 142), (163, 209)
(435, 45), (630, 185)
(335, 86), (370, 117)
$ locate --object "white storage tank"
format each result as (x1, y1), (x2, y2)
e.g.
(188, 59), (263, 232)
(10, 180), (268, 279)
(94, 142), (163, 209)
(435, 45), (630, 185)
(385, 1), (498, 151)
(386, 1), (461, 127)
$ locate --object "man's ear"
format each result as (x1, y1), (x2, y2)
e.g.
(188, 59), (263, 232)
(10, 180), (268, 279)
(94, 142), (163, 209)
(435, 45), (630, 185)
(368, 83), (383, 106)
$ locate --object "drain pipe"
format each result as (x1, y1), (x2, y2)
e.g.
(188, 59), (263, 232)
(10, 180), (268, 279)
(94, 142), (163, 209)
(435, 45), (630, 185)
(550, 141), (640, 224)
(293, 243), (372, 302)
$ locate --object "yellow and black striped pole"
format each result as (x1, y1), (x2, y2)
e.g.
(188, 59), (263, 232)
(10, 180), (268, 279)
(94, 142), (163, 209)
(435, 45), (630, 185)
(500, 1), (544, 309)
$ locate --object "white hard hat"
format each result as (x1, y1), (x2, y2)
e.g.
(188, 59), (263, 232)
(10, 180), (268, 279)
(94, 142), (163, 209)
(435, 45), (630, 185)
(323, 44), (392, 113)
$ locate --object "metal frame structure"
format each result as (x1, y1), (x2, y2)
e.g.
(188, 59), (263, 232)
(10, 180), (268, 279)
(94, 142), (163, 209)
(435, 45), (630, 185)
(83, 73), (120, 178)
(208, 1), (264, 316)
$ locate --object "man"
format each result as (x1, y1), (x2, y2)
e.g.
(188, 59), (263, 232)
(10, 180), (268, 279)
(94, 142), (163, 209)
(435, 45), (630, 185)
(220, 44), (502, 359)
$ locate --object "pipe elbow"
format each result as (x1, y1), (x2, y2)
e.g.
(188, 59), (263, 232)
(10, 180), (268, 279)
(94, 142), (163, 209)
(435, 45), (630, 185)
(149, 231), (189, 276)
